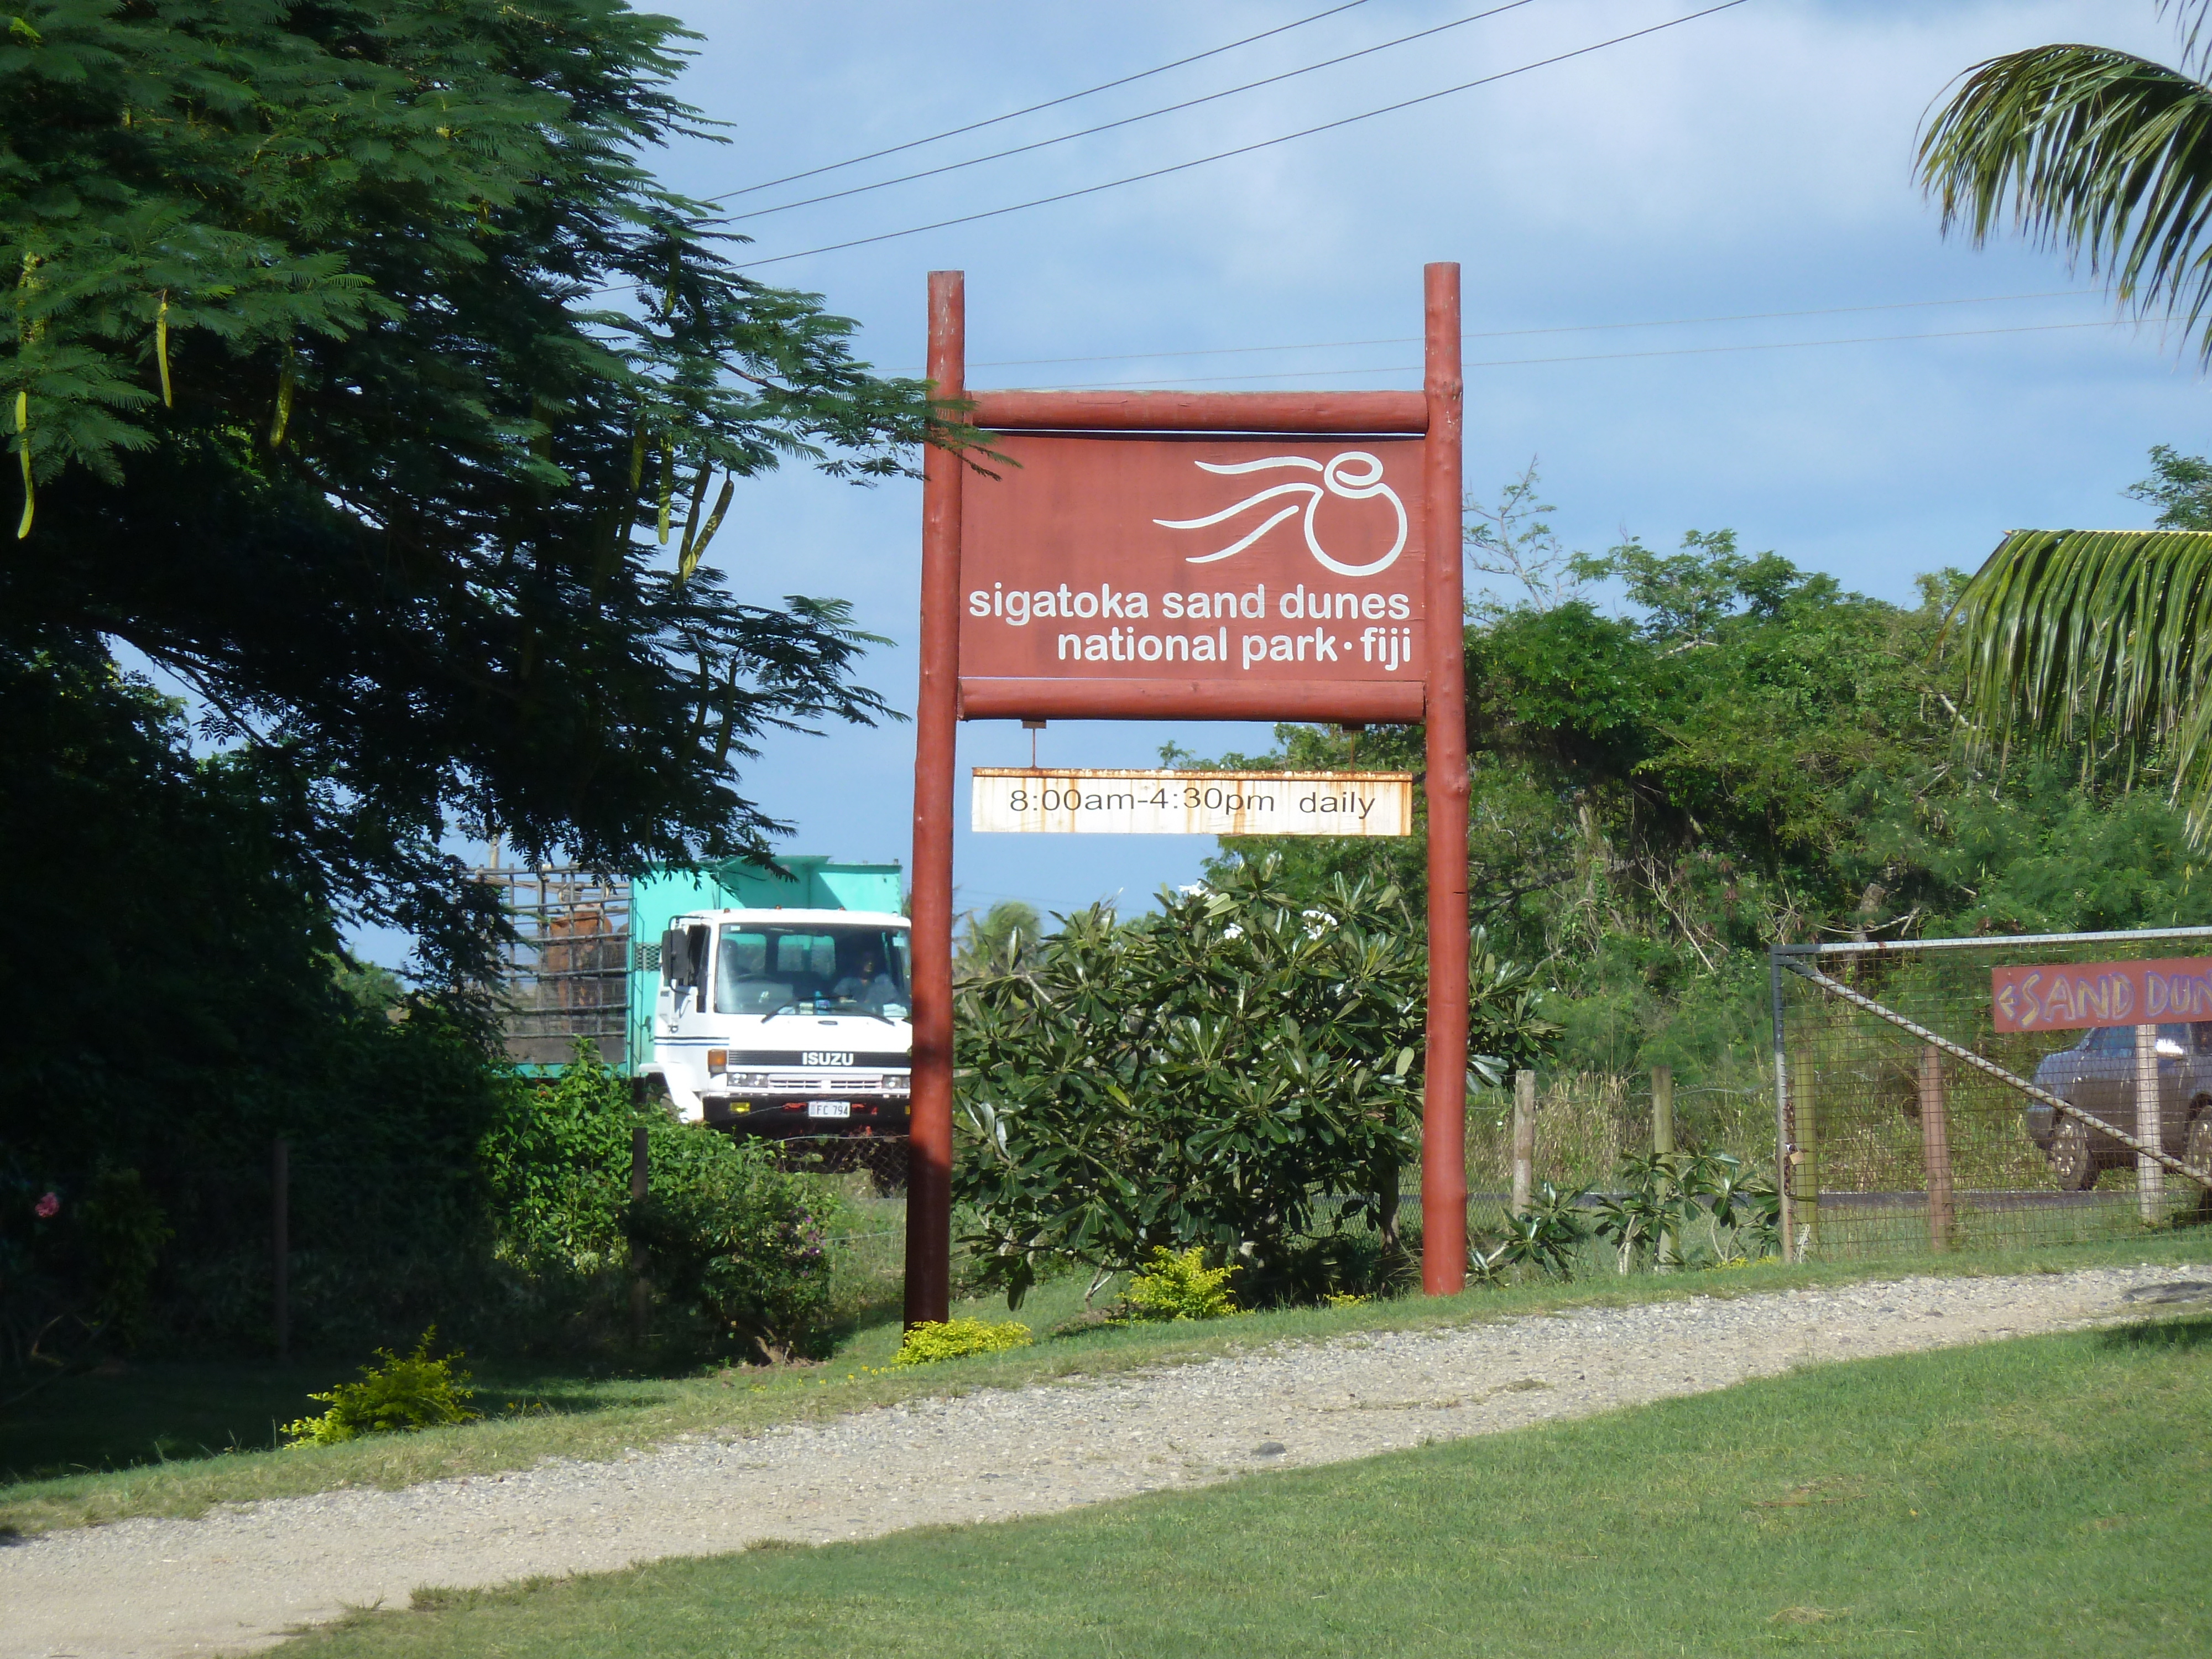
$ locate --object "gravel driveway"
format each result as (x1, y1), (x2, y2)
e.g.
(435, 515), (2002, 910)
(7, 1264), (2206, 1659)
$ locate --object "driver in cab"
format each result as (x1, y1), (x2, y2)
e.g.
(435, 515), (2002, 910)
(833, 951), (898, 1008)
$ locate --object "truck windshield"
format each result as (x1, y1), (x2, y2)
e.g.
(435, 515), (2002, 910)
(713, 925), (911, 1016)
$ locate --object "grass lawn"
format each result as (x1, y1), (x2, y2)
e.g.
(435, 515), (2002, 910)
(289, 1311), (2212, 1659)
(5, 1229), (2209, 1540)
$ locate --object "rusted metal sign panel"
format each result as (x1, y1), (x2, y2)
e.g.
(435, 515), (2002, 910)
(971, 768), (1413, 836)
(1990, 957), (2212, 1032)
(958, 435), (1427, 723)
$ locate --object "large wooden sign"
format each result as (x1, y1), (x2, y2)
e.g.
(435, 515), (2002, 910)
(972, 768), (1414, 836)
(905, 267), (1468, 1328)
(959, 436), (1427, 720)
(1992, 958), (2212, 1032)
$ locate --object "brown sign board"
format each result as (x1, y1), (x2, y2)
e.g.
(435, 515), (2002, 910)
(1990, 957), (2212, 1032)
(958, 434), (1427, 723)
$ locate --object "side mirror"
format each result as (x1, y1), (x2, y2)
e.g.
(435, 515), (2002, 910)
(661, 928), (692, 985)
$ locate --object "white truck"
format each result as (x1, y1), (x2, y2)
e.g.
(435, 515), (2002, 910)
(650, 906), (912, 1139)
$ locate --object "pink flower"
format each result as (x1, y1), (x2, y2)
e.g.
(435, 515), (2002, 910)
(34, 1191), (59, 1219)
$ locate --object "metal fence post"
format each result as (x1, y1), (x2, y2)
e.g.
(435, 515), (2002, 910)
(272, 1136), (290, 1360)
(630, 1125), (650, 1346)
(1652, 1065), (1676, 1267)
(1791, 1063), (1819, 1262)
(1511, 1070), (1536, 1216)
(1770, 949), (1793, 1263)
(2136, 1023), (2164, 1223)
(1918, 1043), (1955, 1251)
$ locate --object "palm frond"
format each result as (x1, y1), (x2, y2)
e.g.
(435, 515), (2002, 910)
(2163, 0), (2212, 77)
(1950, 527), (2212, 831)
(1919, 41), (2212, 359)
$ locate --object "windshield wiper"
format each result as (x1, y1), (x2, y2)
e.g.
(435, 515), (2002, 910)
(770, 998), (898, 1026)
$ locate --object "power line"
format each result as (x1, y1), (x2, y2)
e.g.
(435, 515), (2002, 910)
(728, 1), (1541, 225)
(948, 291), (2098, 372)
(709, 0), (1375, 203)
(973, 319), (2129, 390)
(735, 0), (1752, 270)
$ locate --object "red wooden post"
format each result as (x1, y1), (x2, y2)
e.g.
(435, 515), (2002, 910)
(905, 270), (963, 1329)
(1420, 262), (1469, 1296)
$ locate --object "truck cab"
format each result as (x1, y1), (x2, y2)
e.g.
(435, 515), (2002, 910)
(651, 906), (911, 1138)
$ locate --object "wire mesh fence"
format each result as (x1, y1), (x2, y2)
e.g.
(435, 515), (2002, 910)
(1459, 1073), (1773, 1222)
(473, 865), (633, 1068)
(1773, 930), (2212, 1263)
(769, 1131), (911, 1195)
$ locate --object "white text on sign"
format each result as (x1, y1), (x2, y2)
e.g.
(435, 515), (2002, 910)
(971, 769), (1413, 836)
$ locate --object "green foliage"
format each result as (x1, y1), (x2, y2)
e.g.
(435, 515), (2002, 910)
(2126, 442), (2212, 528)
(282, 1329), (479, 1447)
(888, 1318), (1032, 1366)
(1585, 1152), (1778, 1274)
(954, 900), (1041, 983)
(1207, 467), (2212, 1083)
(1949, 525), (2212, 838)
(953, 854), (1552, 1307)
(1120, 1248), (1240, 1322)
(2, 0), (957, 987)
(0, 642), (528, 1370)
(1471, 1183), (1586, 1282)
(482, 1047), (839, 1363)
(71, 1170), (172, 1345)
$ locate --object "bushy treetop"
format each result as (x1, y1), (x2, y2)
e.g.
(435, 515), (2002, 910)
(2, 2), (956, 979)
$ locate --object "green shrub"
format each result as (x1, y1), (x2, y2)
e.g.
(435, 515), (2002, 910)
(482, 1047), (841, 1361)
(283, 1328), (480, 1446)
(890, 1318), (1032, 1366)
(954, 853), (1556, 1308)
(1121, 1247), (1239, 1321)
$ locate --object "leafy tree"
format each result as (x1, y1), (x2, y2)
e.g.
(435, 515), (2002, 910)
(954, 899), (1041, 983)
(1466, 459), (1583, 611)
(952, 855), (1553, 1307)
(1, 1), (953, 982)
(2125, 443), (2212, 528)
(1196, 478), (2212, 1087)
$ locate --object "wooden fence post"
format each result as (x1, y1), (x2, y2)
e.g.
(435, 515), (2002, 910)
(1791, 1064), (1819, 1261)
(1511, 1070), (1537, 1216)
(2136, 1023), (2164, 1223)
(630, 1126), (650, 1347)
(272, 1137), (290, 1360)
(1652, 1065), (1676, 1268)
(1918, 1043), (1955, 1251)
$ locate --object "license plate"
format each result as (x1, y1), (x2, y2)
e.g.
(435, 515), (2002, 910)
(807, 1101), (852, 1120)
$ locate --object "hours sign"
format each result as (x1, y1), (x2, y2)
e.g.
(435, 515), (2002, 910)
(971, 768), (1415, 836)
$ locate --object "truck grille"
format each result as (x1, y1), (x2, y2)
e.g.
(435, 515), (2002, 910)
(726, 1050), (908, 1069)
(726, 1072), (910, 1094)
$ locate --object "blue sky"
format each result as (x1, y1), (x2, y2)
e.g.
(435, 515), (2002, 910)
(372, 1), (2212, 955)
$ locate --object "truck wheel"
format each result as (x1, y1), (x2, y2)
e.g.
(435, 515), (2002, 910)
(2048, 1115), (2099, 1192)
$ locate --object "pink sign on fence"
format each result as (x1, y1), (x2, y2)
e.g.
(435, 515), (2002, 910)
(1990, 957), (2212, 1032)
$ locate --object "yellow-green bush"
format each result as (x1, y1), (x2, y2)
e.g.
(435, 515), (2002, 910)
(890, 1318), (1032, 1366)
(1122, 1246), (1239, 1321)
(283, 1328), (480, 1446)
